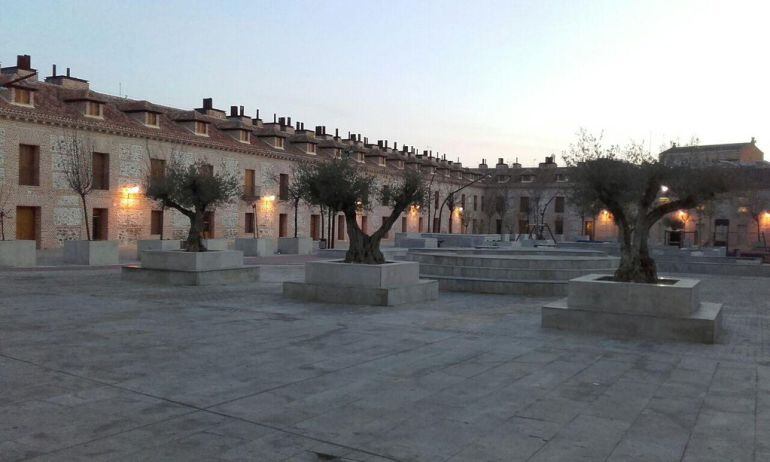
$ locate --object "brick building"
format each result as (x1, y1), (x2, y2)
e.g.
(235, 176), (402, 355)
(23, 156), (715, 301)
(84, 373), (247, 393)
(1, 54), (768, 252)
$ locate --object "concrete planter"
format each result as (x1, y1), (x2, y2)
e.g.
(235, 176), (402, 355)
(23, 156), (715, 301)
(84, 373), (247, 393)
(140, 249), (243, 271)
(137, 239), (182, 253)
(542, 273), (722, 343)
(0, 240), (36, 267)
(201, 239), (229, 251)
(63, 240), (119, 266)
(284, 260), (438, 306)
(125, 249), (258, 285)
(278, 237), (313, 255)
(234, 238), (276, 256)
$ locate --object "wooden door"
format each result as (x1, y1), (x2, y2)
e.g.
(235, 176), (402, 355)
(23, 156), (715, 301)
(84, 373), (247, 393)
(16, 206), (37, 242)
(92, 208), (108, 240)
(203, 211), (214, 238)
(337, 215), (345, 241)
(310, 214), (320, 240)
(279, 213), (287, 237)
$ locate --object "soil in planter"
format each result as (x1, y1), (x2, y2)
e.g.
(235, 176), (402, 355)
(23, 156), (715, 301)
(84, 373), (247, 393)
(597, 275), (677, 285)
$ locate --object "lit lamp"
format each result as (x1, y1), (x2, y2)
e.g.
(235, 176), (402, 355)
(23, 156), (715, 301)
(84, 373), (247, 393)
(121, 185), (141, 207)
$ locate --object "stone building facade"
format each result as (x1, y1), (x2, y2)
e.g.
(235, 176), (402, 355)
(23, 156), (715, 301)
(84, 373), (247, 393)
(1, 54), (767, 252)
(0, 55), (485, 249)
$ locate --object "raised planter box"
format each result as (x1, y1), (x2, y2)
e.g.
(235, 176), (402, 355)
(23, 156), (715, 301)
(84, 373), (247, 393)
(0, 240), (36, 267)
(63, 240), (119, 266)
(283, 260), (438, 306)
(137, 239), (182, 253)
(278, 237), (313, 255)
(234, 238), (276, 256)
(202, 239), (228, 251)
(542, 273), (722, 343)
(123, 249), (258, 286)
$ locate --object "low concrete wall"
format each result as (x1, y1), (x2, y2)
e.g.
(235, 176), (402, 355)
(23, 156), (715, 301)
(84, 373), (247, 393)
(394, 234), (438, 248)
(0, 240), (36, 267)
(278, 237), (313, 255)
(305, 260), (419, 288)
(63, 240), (119, 266)
(123, 265), (259, 286)
(140, 250), (244, 271)
(235, 238), (276, 256)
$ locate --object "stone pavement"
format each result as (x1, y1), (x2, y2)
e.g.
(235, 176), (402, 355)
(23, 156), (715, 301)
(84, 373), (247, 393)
(0, 267), (769, 461)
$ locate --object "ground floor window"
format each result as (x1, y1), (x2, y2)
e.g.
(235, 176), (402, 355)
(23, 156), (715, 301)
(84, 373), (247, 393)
(92, 208), (109, 241)
(279, 213), (288, 237)
(151, 210), (163, 235)
(245, 212), (255, 234)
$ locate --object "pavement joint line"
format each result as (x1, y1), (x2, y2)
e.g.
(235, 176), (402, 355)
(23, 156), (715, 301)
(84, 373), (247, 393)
(0, 351), (404, 462)
(677, 359), (720, 462)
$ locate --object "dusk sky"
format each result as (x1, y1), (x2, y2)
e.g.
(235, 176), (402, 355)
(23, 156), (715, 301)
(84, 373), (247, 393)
(2, 0), (768, 166)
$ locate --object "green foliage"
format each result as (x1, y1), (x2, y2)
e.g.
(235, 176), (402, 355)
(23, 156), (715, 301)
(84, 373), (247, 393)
(145, 158), (240, 212)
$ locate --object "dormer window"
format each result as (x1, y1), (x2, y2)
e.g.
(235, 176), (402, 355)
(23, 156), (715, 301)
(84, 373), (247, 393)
(238, 130), (250, 143)
(307, 144), (316, 154)
(195, 121), (209, 136)
(555, 173), (567, 182)
(398, 161), (404, 169)
(12, 87), (33, 106)
(334, 148), (342, 159)
(356, 152), (365, 163)
(85, 101), (103, 118)
(378, 157), (386, 166)
(275, 137), (285, 149)
(145, 112), (159, 128)
(520, 174), (534, 183)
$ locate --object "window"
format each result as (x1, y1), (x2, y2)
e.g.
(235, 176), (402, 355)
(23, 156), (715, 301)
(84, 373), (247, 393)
(520, 196), (530, 214)
(555, 173), (567, 182)
(245, 212), (255, 234)
(85, 101), (103, 118)
(402, 216), (407, 232)
(357, 152), (365, 163)
(337, 215), (345, 241)
(199, 164), (213, 177)
(239, 130), (250, 143)
(92, 152), (109, 190)
(279, 173), (289, 200)
(12, 88), (32, 106)
(334, 148), (342, 159)
(310, 215), (320, 240)
(275, 137), (285, 149)
(481, 196), (485, 211)
(194, 121), (208, 136)
(203, 211), (214, 238)
(92, 208), (109, 240)
(518, 219), (529, 235)
(555, 196), (565, 213)
(520, 174), (534, 183)
(434, 191), (439, 210)
(419, 216), (424, 232)
(150, 158), (166, 178)
(473, 195), (478, 211)
(379, 156), (386, 166)
(279, 213), (288, 237)
(307, 143), (316, 154)
(18, 144), (39, 186)
(150, 210), (163, 235)
(244, 169), (256, 197)
(554, 217), (564, 235)
(145, 112), (159, 127)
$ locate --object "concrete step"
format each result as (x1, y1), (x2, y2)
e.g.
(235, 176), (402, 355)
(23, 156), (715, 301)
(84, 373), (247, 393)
(419, 263), (613, 281)
(423, 274), (567, 296)
(407, 253), (618, 270)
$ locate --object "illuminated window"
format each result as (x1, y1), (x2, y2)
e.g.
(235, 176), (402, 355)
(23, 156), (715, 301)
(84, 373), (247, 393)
(275, 137), (285, 149)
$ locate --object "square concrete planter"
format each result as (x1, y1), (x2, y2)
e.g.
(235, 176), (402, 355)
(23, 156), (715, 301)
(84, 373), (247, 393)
(124, 249), (258, 286)
(283, 260), (438, 306)
(63, 240), (119, 266)
(137, 239), (182, 253)
(0, 240), (36, 267)
(542, 273), (722, 343)
(234, 238), (276, 256)
(201, 239), (229, 251)
(278, 237), (313, 255)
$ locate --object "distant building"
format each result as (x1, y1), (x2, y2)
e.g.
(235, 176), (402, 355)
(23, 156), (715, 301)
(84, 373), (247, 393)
(659, 139), (764, 166)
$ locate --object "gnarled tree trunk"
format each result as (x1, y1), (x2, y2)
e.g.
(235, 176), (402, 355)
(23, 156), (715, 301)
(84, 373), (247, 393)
(614, 218), (658, 283)
(344, 212), (385, 264)
(183, 208), (207, 252)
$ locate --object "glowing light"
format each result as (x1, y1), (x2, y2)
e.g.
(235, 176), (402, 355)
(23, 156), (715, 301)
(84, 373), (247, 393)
(677, 210), (689, 221)
(263, 195), (276, 201)
(599, 209), (613, 221)
(660, 185), (669, 193)
(121, 185), (141, 207)
(738, 206), (749, 213)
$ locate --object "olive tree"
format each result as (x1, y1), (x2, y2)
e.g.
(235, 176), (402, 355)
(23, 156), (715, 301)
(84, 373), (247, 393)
(564, 130), (731, 283)
(144, 157), (240, 252)
(302, 155), (426, 264)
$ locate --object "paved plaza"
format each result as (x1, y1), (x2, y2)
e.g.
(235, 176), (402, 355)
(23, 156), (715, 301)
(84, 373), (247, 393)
(1, 264), (769, 461)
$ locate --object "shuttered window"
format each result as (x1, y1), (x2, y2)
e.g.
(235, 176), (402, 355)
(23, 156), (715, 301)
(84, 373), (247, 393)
(18, 144), (39, 186)
(150, 210), (163, 235)
(92, 152), (109, 190)
(244, 169), (255, 197)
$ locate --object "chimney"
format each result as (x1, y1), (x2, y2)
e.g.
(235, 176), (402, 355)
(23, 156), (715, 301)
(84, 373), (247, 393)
(335, 128), (339, 138)
(203, 98), (213, 110)
(52, 64), (57, 76)
(315, 125), (323, 135)
(751, 137), (756, 144)
(230, 106), (238, 117)
(377, 140), (383, 148)
(66, 67), (71, 77)
(239, 106), (244, 117)
(256, 109), (260, 120)
(278, 117), (286, 126)
(17, 55), (31, 71)
(394, 142), (398, 150)
(287, 117), (292, 127)
(273, 113), (277, 123)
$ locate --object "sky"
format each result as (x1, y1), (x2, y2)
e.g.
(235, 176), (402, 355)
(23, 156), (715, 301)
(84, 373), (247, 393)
(1, 0), (768, 166)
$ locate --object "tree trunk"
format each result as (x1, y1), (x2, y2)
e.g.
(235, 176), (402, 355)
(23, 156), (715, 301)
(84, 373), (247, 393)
(184, 208), (206, 252)
(614, 221), (658, 283)
(344, 212), (385, 264)
(293, 198), (299, 238)
(0, 213), (5, 240)
(80, 194), (91, 241)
